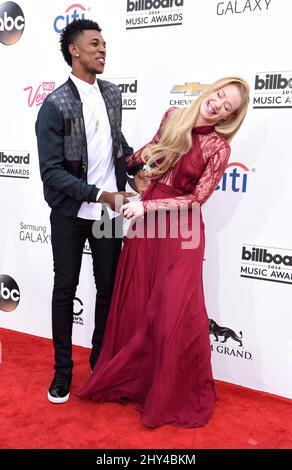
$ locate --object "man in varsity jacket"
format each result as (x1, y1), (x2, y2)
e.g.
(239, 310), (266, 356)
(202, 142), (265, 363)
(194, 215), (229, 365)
(36, 19), (134, 404)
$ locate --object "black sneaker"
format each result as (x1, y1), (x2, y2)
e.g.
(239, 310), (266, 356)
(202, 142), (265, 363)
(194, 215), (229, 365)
(48, 372), (72, 404)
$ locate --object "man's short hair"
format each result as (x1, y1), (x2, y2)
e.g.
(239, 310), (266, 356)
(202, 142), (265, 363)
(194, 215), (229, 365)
(60, 19), (102, 66)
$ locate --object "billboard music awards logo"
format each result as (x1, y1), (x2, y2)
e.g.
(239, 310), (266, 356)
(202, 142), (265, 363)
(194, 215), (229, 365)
(105, 77), (137, 110)
(216, 0), (272, 15)
(209, 318), (253, 360)
(253, 71), (292, 109)
(241, 244), (292, 284)
(126, 0), (184, 30)
(0, 1), (25, 45)
(54, 3), (88, 33)
(23, 82), (55, 108)
(216, 162), (255, 193)
(0, 274), (20, 312)
(170, 82), (209, 107)
(73, 297), (84, 325)
(0, 149), (30, 179)
(19, 222), (51, 245)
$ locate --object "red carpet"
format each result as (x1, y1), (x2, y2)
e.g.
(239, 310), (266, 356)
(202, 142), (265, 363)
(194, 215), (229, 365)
(0, 327), (291, 449)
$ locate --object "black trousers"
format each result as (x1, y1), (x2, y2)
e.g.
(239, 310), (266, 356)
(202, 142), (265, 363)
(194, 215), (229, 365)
(50, 209), (123, 374)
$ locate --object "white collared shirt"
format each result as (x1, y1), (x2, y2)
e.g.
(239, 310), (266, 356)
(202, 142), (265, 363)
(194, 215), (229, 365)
(70, 73), (119, 220)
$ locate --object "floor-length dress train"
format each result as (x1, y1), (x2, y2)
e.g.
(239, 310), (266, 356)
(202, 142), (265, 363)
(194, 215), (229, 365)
(78, 179), (216, 428)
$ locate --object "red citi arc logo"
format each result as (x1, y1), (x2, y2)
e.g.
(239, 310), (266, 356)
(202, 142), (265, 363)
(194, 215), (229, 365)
(54, 4), (87, 33)
(23, 82), (55, 107)
(216, 162), (254, 193)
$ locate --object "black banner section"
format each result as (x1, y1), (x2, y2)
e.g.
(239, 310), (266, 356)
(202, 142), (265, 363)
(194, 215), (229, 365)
(0, 449), (291, 466)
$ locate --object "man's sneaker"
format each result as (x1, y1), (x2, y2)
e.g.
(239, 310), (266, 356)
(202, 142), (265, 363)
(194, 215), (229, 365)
(48, 372), (72, 404)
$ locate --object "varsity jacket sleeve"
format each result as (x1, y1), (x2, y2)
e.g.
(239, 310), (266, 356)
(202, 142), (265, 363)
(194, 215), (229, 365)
(36, 100), (98, 203)
(120, 132), (133, 158)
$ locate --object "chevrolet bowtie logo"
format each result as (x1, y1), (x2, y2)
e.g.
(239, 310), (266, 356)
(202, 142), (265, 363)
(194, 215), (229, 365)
(171, 82), (209, 96)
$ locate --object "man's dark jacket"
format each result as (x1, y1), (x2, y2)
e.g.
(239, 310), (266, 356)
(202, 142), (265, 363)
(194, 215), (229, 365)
(36, 77), (133, 217)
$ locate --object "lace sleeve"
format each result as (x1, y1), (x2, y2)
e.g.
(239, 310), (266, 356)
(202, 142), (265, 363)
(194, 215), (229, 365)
(143, 136), (231, 212)
(125, 107), (177, 172)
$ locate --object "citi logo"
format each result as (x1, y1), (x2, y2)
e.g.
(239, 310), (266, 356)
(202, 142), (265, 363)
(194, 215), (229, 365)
(127, 0), (183, 11)
(0, 275), (20, 312)
(216, 162), (253, 193)
(255, 73), (292, 90)
(54, 4), (87, 33)
(242, 246), (292, 267)
(0, 1), (25, 45)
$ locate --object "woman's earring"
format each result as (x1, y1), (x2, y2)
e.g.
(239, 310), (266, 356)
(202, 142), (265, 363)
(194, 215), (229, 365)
(76, 54), (80, 58)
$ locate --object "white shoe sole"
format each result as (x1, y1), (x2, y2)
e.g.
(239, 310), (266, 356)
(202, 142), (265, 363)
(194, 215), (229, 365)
(47, 391), (70, 404)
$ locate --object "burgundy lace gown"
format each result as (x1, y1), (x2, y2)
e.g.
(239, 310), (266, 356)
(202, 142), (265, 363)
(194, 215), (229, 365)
(77, 108), (231, 428)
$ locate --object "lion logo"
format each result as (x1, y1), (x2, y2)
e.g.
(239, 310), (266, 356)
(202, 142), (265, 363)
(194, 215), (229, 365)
(209, 319), (243, 347)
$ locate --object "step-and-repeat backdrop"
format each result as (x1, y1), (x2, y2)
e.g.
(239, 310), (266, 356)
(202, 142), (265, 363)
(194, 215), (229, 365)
(0, 0), (291, 399)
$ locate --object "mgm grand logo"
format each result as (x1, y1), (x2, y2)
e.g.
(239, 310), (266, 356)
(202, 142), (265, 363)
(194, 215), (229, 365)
(209, 318), (252, 360)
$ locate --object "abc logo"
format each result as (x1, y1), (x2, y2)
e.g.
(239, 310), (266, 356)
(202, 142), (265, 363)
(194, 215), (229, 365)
(0, 274), (20, 312)
(0, 1), (25, 46)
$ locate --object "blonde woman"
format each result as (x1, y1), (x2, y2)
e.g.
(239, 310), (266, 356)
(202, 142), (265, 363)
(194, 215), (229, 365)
(78, 77), (250, 428)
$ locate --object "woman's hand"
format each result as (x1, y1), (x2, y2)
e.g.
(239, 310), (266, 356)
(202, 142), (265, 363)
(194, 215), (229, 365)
(99, 191), (137, 211)
(134, 169), (150, 194)
(120, 201), (144, 220)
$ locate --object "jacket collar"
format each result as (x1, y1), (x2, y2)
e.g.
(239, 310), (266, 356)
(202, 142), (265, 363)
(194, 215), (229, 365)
(67, 76), (107, 103)
(69, 73), (100, 96)
(67, 76), (81, 99)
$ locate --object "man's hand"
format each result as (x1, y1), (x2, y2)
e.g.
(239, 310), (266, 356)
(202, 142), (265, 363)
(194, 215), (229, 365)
(98, 191), (136, 211)
(134, 169), (151, 194)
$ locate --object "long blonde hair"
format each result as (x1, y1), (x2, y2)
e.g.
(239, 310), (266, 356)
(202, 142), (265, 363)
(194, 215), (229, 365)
(142, 76), (250, 178)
